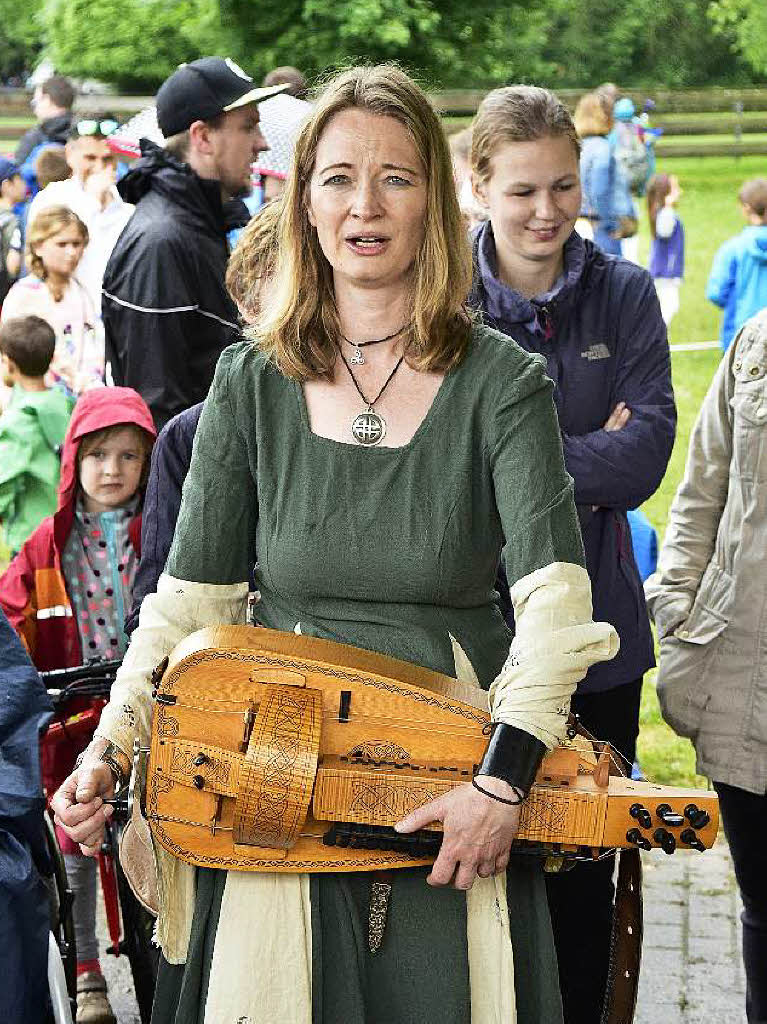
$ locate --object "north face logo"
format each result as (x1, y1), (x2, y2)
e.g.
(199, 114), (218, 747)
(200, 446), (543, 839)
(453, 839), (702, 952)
(581, 343), (611, 361)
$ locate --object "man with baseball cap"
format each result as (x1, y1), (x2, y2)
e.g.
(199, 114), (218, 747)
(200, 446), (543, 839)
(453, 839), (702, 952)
(102, 58), (286, 429)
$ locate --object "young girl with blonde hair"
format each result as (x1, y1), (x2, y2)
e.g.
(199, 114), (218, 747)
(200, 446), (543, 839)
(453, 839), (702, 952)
(1, 205), (102, 396)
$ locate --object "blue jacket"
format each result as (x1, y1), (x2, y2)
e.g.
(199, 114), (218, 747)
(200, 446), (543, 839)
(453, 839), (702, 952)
(470, 225), (676, 693)
(706, 225), (767, 350)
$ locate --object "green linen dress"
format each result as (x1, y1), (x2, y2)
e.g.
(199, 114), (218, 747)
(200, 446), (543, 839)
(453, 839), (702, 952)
(151, 324), (584, 1024)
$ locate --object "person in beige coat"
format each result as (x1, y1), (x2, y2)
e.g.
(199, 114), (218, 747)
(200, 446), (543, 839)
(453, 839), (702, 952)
(645, 308), (767, 1024)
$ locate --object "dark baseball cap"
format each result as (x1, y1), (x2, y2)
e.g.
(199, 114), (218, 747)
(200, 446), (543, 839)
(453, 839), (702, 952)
(156, 57), (289, 137)
(0, 157), (20, 184)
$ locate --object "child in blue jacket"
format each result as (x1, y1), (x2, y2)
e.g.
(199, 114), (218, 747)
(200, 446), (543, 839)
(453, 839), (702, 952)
(707, 178), (767, 350)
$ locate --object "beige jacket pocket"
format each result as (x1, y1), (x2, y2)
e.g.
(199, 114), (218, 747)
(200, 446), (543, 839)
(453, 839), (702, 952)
(656, 561), (733, 740)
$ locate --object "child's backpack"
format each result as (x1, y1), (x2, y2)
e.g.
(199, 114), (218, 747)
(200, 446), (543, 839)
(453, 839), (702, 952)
(613, 125), (650, 195)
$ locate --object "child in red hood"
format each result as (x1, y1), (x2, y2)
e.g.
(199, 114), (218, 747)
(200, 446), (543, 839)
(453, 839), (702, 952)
(0, 385), (155, 1024)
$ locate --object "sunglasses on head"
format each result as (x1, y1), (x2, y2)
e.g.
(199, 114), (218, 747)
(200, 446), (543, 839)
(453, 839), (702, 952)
(76, 118), (120, 138)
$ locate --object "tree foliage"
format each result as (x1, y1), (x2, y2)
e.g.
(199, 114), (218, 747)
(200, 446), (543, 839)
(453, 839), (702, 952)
(709, 0), (767, 75)
(0, 0), (44, 80)
(1, 0), (763, 92)
(41, 0), (238, 90)
(219, 0), (556, 89)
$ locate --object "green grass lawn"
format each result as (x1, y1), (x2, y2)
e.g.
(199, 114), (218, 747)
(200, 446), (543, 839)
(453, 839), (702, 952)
(657, 110), (767, 127)
(659, 132), (767, 147)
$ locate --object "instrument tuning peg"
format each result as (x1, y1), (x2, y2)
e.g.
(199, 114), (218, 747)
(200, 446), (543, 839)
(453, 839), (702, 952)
(566, 713), (580, 741)
(656, 803), (685, 828)
(684, 804), (711, 830)
(653, 827), (677, 854)
(630, 802), (652, 830)
(680, 828), (706, 852)
(626, 828), (652, 851)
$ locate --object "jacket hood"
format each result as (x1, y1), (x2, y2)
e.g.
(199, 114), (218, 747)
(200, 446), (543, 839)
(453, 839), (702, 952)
(471, 221), (591, 331)
(744, 225), (767, 263)
(11, 386), (70, 451)
(40, 112), (73, 145)
(54, 387), (156, 547)
(117, 139), (227, 237)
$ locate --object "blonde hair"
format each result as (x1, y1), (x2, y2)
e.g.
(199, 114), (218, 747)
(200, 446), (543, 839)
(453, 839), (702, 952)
(254, 64), (472, 380)
(471, 86), (580, 186)
(26, 205), (88, 299)
(573, 92), (611, 138)
(226, 202), (281, 323)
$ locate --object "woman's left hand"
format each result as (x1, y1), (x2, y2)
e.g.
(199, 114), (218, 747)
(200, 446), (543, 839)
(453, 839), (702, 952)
(395, 777), (521, 890)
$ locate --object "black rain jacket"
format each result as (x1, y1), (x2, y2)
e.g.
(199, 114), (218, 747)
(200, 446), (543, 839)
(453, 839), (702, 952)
(102, 140), (243, 430)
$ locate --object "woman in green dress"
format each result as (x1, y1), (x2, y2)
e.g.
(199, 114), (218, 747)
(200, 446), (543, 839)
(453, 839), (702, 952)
(52, 65), (617, 1024)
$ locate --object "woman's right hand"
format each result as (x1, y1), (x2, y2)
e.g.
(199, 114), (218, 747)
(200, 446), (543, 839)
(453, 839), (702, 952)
(50, 738), (116, 856)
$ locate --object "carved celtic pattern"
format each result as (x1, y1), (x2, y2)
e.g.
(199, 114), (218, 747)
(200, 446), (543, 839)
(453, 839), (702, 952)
(520, 797), (568, 838)
(350, 782), (399, 817)
(348, 740), (412, 762)
(240, 690), (306, 844)
(350, 781), (438, 820)
(154, 772), (175, 796)
(171, 746), (231, 786)
(162, 650), (486, 725)
(156, 706), (179, 738)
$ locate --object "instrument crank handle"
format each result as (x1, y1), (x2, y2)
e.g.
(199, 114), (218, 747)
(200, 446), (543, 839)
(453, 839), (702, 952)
(103, 789), (129, 818)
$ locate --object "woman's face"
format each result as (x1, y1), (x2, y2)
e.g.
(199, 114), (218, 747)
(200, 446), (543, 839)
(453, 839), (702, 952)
(473, 135), (581, 269)
(306, 109), (427, 294)
(34, 223), (86, 279)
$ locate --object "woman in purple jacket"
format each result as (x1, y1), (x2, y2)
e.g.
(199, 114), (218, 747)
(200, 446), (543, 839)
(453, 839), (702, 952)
(468, 85), (676, 1024)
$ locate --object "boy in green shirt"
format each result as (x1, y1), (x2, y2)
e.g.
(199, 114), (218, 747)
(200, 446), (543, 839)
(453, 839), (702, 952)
(0, 316), (72, 554)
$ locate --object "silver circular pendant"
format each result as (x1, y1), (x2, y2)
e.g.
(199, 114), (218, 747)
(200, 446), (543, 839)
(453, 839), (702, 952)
(352, 410), (387, 446)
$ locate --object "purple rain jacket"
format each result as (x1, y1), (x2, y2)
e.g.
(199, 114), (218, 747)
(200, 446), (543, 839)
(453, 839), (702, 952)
(470, 224), (676, 693)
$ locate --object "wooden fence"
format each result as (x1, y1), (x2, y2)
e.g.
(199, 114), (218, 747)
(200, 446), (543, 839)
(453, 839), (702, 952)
(2, 86), (767, 158)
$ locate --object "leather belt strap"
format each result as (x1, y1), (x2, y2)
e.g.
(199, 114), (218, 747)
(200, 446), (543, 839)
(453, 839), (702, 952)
(600, 847), (643, 1024)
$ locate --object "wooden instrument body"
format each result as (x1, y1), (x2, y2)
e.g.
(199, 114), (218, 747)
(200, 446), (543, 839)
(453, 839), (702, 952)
(146, 626), (719, 872)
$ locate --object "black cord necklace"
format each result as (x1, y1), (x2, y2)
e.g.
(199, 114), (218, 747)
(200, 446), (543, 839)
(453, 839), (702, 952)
(341, 323), (410, 365)
(338, 346), (405, 446)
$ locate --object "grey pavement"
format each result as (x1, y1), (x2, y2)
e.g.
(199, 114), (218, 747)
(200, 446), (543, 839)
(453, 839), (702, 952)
(100, 834), (746, 1023)
(637, 833), (746, 1024)
(96, 896), (140, 1024)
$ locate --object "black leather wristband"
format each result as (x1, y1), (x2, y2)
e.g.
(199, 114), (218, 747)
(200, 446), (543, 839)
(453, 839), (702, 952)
(477, 722), (546, 794)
